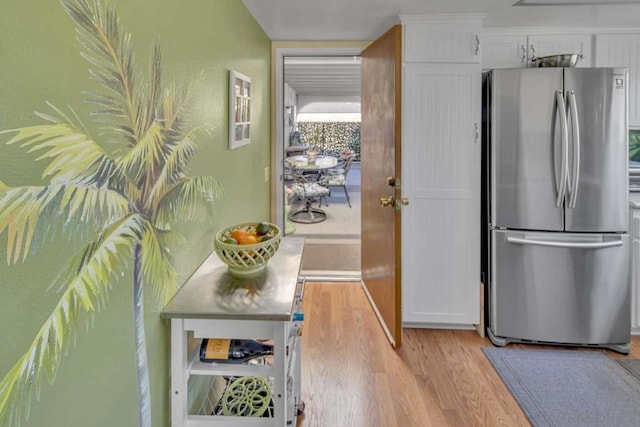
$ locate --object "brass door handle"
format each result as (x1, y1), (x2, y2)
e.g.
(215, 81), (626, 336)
(399, 197), (409, 206)
(380, 197), (395, 207)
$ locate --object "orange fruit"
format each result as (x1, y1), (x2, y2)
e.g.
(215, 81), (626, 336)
(230, 229), (247, 242)
(238, 235), (258, 245)
(247, 230), (258, 238)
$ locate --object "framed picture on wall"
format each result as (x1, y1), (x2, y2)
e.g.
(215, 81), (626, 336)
(229, 70), (251, 149)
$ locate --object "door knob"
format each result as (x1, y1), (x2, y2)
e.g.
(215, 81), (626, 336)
(380, 197), (395, 207)
(399, 197), (409, 206)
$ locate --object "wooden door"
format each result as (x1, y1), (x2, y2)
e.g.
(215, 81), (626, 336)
(361, 25), (403, 347)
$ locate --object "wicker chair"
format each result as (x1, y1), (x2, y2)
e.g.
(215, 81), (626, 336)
(320, 154), (355, 207)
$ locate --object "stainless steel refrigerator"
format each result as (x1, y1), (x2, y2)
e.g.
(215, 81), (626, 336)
(482, 67), (631, 354)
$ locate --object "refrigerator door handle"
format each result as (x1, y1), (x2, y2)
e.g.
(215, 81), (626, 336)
(506, 236), (623, 249)
(554, 91), (569, 208)
(567, 90), (580, 209)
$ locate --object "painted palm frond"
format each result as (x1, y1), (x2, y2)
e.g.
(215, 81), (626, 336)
(62, 0), (149, 145)
(118, 121), (170, 196)
(155, 228), (187, 255)
(145, 125), (213, 211)
(158, 82), (188, 136)
(0, 184), (131, 264)
(155, 176), (223, 227)
(140, 223), (177, 305)
(0, 214), (144, 426)
(147, 39), (162, 126)
(1, 103), (117, 187)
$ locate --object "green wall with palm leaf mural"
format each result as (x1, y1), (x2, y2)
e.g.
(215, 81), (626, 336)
(630, 130), (640, 165)
(0, 1), (271, 426)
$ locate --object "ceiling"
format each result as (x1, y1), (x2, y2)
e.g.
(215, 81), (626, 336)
(284, 57), (361, 96)
(249, 0), (640, 99)
(243, 0), (640, 41)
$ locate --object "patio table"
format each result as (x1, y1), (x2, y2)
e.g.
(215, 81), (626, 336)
(285, 154), (338, 172)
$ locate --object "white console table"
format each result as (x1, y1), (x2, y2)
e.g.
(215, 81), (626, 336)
(161, 237), (305, 426)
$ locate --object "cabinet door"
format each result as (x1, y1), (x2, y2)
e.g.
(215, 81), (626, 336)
(631, 204), (640, 333)
(633, 238), (640, 333)
(402, 63), (481, 325)
(404, 21), (481, 63)
(482, 33), (528, 69)
(595, 34), (640, 128)
(528, 34), (593, 67)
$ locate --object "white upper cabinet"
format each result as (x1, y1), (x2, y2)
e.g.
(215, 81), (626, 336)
(528, 34), (593, 67)
(595, 33), (640, 127)
(482, 32), (593, 69)
(482, 33), (528, 69)
(402, 15), (484, 63)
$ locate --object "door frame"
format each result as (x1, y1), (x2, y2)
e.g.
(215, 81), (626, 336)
(271, 42), (369, 230)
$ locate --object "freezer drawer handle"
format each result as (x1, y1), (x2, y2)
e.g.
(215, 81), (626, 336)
(506, 236), (623, 249)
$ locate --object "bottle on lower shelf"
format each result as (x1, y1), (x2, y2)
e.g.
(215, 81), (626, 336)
(200, 339), (274, 364)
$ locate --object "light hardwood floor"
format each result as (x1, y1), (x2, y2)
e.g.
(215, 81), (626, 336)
(297, 282), (640, 427)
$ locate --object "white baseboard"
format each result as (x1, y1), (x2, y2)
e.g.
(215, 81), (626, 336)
(300, 270), (361, 281)
(402, 322), (476, 330)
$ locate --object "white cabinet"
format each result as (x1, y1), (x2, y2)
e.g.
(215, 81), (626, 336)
(401, 63), (481, 326)
(630, 198), (640, 334)
(402, 16), (483, 63)
(482, 33), (528, 69)
(595, 34), (640, 127)
(482, 31), (593, 69)
(161, 238), (305, 426)
(528, 34), (593, 67)
(400, 15), (483, 327)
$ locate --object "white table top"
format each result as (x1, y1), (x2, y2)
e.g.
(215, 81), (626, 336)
(161, 237), (304, 321)
(285, 155), (338, 170)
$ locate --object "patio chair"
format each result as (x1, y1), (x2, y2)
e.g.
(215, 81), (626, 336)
(286, 131), (309, 157)
(320, 153), (355, 207)
(289, 167), (331, 223)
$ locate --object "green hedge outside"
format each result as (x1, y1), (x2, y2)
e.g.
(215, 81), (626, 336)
(297, 122), (361, 160)
(630, 129), (640, 164)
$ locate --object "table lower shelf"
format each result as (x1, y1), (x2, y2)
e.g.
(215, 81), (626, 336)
(189, 335), (300, 378)
(193, 375), (304, 425)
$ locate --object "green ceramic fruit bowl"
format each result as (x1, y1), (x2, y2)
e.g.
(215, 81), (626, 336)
(214, 222), (281, 277)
